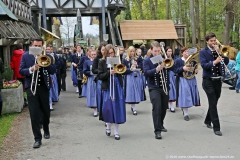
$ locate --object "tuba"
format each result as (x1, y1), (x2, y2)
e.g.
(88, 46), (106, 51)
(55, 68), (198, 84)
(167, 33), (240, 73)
(183, 45), (200, 79)
(114, 46), (126, 74)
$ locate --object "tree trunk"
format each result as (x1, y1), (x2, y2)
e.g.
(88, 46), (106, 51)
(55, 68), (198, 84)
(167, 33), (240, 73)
(190, 0), (196, 46)
(223, 0), (235, 44)
(203, 0), (206, 38)
(135, 0), (144, 19)
(166, 0), (170, 19)
(125, 0), (132, 20)
(149, 0), (156, 20)
(195, 0), (200, 45)
(154, 0), (158, 19)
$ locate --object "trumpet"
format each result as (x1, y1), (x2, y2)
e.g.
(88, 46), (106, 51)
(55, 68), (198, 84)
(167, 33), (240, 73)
(214, 39), (232, 78)
(30, 46), (51, 95)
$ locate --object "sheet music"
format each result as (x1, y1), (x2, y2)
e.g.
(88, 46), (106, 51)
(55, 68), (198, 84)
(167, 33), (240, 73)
(106, 57), (119, 65)
(29, 47), (42, 56)
(150, 55), (163, 64)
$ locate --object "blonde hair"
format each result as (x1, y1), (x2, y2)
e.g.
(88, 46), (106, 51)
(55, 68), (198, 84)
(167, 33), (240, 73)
(102, 44), (115, 59)
(146, 49), (152, 57)
(126, 46), (137, 61)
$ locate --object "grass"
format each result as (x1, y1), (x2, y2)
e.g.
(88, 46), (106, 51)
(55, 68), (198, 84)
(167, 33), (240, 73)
(0, 113), (18, 148)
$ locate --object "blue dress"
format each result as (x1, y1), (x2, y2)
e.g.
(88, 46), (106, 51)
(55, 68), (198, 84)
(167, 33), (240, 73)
(71, 65), (78, 86)
(83, 60), (97, 107)
(102, 75), (126, 123)
(97, 80), (102, 112)
(122, 58), (144, 103)
(50, 73), (59, 102)
(174, 58), (200, 108)
(168, 70), (176, 102)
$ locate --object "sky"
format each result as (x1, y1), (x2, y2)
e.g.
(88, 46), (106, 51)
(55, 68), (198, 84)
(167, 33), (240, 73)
(61, 17), (99, 38)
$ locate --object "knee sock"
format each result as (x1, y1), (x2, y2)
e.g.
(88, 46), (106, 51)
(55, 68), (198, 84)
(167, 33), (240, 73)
(93, 108), (97, 115)
(76, 87), (79, 93)
(131, 104), (136, 111)
(183, 108), (188, 116)
(50, 103), (53, 109)
(169, 102), (174, 110)
(114, 123), (119, 136)
(106, 123), (111, 133)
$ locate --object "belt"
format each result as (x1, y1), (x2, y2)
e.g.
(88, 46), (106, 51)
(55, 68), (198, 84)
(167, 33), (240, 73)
(204, 77), (221, 81)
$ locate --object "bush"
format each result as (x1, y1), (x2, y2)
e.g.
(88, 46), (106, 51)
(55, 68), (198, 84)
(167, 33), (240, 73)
(2, 66), (13, 81)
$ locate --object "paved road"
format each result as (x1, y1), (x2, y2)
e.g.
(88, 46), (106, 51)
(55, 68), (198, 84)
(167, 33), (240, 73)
(16, 70), (240, 160)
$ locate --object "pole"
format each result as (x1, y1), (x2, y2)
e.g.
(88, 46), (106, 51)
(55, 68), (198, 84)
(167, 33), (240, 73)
(102, 0), (106, 35)
(42, 0), (47, 29)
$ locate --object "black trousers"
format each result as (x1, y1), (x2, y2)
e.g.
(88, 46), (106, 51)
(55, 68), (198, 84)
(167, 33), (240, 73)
(56, 73), (61, 95)
(149, 88), (169, 134)
(61, 73), (66, 91)
(202, 78), (222, 132)
(78, 80), (82, 96)
(26, 86), (50, 142)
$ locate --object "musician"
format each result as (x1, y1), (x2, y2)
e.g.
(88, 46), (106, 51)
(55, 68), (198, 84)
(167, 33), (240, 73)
(83, 50), (97, 116)
(200, 32), (229, 136)
(92, 42), (107, 113)
(235, 51), (240, 93)
(143, 41), (172, 139)
(165, 47), (176, 112)
(71, 45), (84, 94)
(46, 45), (60, 111)
(98, 44), (126, 140)
(79, 47), (91, 98)
(19, 37), (56, 148)
(174, 47), (200, 121)
(122, 46), (145, 115)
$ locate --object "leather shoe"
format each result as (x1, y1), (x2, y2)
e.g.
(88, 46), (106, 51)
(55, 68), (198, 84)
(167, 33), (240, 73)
(33, 141), (42, 148)
(184, 115), (189, 121)
(229, 87), (235, 90)
(161, 126), (167, 132)
(236, 90), (239, 93)
(214, 131), (222, 136)
(114, 134), (120, 140)
(78, 95), (82, 98)
(44, 133), (50, 139)
(170, 109), (175, 113)
(204, 123), (212, 129)
(155, 133), (162, 139)
(106, 129), (111, 136)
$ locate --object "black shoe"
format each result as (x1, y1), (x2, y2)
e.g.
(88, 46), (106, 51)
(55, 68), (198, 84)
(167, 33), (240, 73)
(155, 133), (162, 139)
(229, 87), (235, 90)
(44, 133), (50, 139)
(106, 129), (111, 136)
(214, 131), (222, 136)
(170, 108), (175, 113)
(204, 123), (212, 129)
(132, 110), (137, 115)
(161, 126), (167, 132)
(33, 141), (42, 148)
(52, 102), (55, 105)
(236, 90), (239, 93)
(114, 134), (120, 140)
(78, 95), (82, 98)
(50, 109), (54, 111)
(184, 115), (189, 121)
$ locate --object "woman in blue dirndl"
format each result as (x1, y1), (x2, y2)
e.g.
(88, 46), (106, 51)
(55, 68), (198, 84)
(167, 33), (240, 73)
(122, 46), (144, 115)
(165, 47), (176, 112)
(83, 50), (98, 116)
(98, 44), (126, 140)
(174, 47), (200, 121)
(92, 42), (107, 113)
(81, 47), (92, 97)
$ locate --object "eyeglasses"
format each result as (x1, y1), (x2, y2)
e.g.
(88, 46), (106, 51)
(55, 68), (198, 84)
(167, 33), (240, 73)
(108, 52), (114, 54)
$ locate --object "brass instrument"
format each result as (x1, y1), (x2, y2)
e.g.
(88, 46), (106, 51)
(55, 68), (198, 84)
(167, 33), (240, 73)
(114, 46), (126, 74)
(160, 42), (174, 68)
(214, 39), (232, 78)
(215, 39), (230, 57)
(82, 75), (88, 84)
(30, 47), (51, 95)
(159, 42), (174, 95)
(183, 45), (200, 79)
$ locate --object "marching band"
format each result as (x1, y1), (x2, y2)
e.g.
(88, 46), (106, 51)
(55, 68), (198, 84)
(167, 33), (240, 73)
(19, 32), (234, 148)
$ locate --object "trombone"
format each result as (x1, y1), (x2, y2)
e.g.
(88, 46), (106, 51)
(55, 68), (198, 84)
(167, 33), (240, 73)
(215, 39), (232, 78)
(159, 42), (174, 95)
(30, 46), (51, 95)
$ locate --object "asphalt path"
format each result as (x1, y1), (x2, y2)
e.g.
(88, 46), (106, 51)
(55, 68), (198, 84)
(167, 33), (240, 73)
(15, 69), (240, 160)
